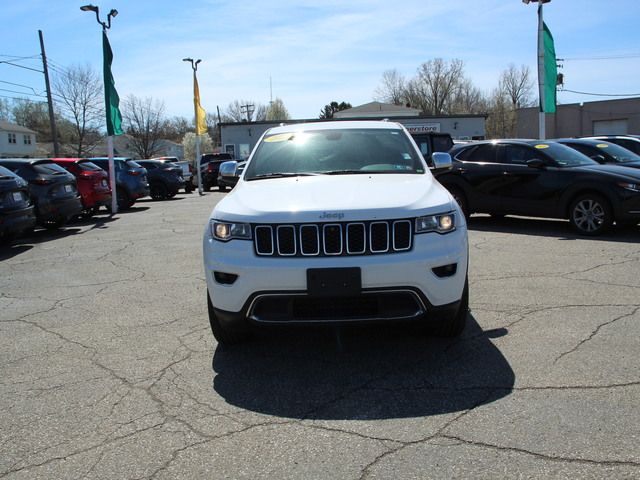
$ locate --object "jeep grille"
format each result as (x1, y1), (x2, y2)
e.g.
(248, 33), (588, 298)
(253, 220), (412, 257)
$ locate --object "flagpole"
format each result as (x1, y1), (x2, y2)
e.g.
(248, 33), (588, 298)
(81, 4), (122, 214)
(537, 3), (546, 139)
(107, 135), (117, 212)
(196, 134), (202, 195)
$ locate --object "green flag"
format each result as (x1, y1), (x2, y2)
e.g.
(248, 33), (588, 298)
(541, 20), (557, 113)
(102, 31), (123, 136)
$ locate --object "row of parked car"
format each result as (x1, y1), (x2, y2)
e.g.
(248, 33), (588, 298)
(435, 134), (640, 235)
(0, 155), (200, 243)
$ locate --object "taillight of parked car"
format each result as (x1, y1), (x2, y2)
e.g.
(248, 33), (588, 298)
(33, 178), (53, 186)
(207, 163), (215, 173)
(127, 170), (142, 176)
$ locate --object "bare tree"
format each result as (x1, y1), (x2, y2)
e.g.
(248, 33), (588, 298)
(500, 64), (534, 109)
(265, 98), (290, 121)
(416, 58), (466, 115)
(162, 116), (191, 142)
(485, 87), (512, 139)
(182, 131), (213, 166)
(53, 63), (104, 156)
(373, 69), (407, 105)
(0, 98), (10, 121)
(121, 95), (167, 159)
(450, 79), (487, 114)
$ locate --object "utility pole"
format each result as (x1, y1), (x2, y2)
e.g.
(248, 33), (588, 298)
(240, 103), (254, 122)
(38, 30), (59, 156)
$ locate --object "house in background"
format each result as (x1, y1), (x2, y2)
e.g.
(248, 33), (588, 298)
(0, 121), (37, 158)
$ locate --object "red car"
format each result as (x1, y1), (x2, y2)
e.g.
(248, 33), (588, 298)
(50, 158), (112, 217)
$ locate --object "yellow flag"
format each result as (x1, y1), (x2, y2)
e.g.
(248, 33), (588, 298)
(194, 73), (207, 135)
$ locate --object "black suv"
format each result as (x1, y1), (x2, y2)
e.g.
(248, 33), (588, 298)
(0, 165), (36, 241)
(137, 160), (185, 200)
(0, 159), (82, 229)
(582, 135), (640, 156)
(198, 153), (234, 191)
(556, 138), (640, 170)
(438, 140), (640, 235)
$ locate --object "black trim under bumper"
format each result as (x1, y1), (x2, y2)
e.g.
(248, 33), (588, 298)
(212, 287), (461, 332)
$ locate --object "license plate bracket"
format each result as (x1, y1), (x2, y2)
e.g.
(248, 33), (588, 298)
(307, 267), (361, 297)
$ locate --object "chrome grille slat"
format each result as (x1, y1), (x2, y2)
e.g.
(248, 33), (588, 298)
(253, 220), (412, 257)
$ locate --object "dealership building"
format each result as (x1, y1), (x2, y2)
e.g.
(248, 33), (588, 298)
(219, 102), (487, 159)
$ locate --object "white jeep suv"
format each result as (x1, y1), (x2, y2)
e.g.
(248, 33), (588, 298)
(203, 121), (468, 344)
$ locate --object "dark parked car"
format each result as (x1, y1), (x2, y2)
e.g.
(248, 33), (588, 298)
(555, 139), (640, 169)
(216, 160), (246, 190)
(50, 158), (112, 217)
(151, 156), (193, 192)
(89, 157), (150, 209)
(582, 135), (640, 156)
(137, 159), (185, 200)
(0, 159), (82, 229)
(198, 153), (234, 191)
(438, 140), (640, 235)
(409, 131), (454, 167)
(0, 165), (36, 242)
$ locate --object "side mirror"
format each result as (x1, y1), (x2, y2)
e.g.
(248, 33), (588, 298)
(219, 160), (239, 178)
(526, 158), (545, 169)
(431, 152), (452, 172)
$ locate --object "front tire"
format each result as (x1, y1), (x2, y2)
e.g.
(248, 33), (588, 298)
(207, 292), (249, 345)
(569, 193), (612, 236)
(448, 186), (469, 220)
(150, 183), (168, 200)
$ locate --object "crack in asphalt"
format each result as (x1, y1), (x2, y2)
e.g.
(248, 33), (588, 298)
(438, 433), (640, 467)
(554, 306), (640, 364)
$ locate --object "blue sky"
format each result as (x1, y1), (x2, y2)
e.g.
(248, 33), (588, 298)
(2, 0), (640, 121)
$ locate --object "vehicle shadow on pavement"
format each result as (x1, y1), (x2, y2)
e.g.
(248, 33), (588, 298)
(468, 215), (639, 242)
(211, 314), (515, 420)
(0, 243), (34, 261)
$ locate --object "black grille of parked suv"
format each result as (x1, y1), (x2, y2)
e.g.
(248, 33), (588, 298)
(253, 220), (413, 257)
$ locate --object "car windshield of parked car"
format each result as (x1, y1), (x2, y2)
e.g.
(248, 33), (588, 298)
(33, 162), (69, 175)
(245, 128), (424, 180)
(77, 161), (103, 171)
(125, 160), (142, 168)
(594, 142), (640, 163)
(534, 143), (597, 167)
(0, 165), (16, 178)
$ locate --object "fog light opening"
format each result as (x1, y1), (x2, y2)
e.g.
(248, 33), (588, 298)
(432, 263), (457, 278)
(213, 271), (238, 285)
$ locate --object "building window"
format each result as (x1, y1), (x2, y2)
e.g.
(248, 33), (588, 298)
(23, 135), (32, 145)
(8, 133), (17, 144)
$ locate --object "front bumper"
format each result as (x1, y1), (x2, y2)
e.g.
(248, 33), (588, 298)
(203, 225), (468, 326)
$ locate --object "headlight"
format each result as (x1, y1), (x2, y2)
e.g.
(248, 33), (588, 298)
(211, 221), (252, 241)
(617, 182), (640, 192)
(415, 213), (456, 234)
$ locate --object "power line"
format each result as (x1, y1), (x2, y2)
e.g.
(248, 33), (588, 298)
(0, 60), (43, 73)
(561, 53), (640, 61)
(560, 88), (640, 97)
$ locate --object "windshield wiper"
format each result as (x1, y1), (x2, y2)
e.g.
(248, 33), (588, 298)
(247, 172), (322, 181)
(323, 170), (370, 175)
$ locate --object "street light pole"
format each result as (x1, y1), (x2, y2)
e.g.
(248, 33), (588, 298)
(523, 0), (551, 139)
(80, 4), (120, 213)
(183, 58), (204, 195)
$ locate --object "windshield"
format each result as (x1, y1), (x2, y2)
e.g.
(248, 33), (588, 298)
(533, 143), (597, 167)
(245, 128), (424, 180)
(33, 162), (69, 175)
(77, 161), (103, 171)
(593, 142), (640, 164)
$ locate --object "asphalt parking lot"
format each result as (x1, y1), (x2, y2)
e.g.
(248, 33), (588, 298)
(1, 192), (639, 479)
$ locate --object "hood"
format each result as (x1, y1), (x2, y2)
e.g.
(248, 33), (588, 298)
(212, 174), (455, 223)
(576, 163), (640, 180)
